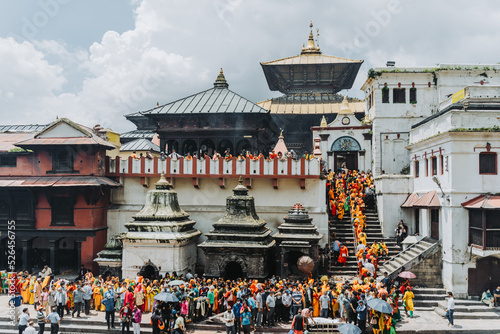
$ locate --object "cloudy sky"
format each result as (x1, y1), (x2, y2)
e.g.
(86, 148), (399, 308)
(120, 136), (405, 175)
(1, 0), (499, 132)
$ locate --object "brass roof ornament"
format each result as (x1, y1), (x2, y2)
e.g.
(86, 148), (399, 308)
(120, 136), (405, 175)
(320, 115), (328, 127)
(155, 171), (172, 190)
(214, 68), (229, 89)
(301, 21), (321, 55)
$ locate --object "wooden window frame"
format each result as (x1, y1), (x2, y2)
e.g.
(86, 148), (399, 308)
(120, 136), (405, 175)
(479, 152), (497, 175)
(415, 160), (419, 178)
(393, 88), (406, 104)
(440, 155), (444, 175)
(409, 87), (417, 104)
(431, 156), (438, 176)
(425, 158), (429, 177)
(382, 86), (389, 103)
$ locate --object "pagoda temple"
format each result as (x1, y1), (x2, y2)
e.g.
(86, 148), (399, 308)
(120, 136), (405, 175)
(258, 22), (365, 153)
(199, 177), (275, 279)
(121, 173), (201, 279)
(127, 70), (279, 156)
(273, 203), (322, 277)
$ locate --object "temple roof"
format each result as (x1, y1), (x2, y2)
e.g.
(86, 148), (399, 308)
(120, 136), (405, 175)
(258, 94), (365, 114)
(140, 70), (268, 115)
(260, 23), (363, 95)
(120, 138), (160, 152)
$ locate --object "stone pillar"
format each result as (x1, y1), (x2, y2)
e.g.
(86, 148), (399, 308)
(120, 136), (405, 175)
(49, 240), (60, 275)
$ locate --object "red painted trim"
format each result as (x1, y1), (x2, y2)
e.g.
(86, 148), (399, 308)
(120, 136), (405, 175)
(232, 157), (237, 174)
(259, 158), (264, 174)
(287, 158), (292, 175)
(192, 157), (197, 175)
(273, 178), (278, 189)
(105, 173), (320, 179)
(310, 125), (371, 131)
(128, 156), (133, 173)
(166, 157), (171, 175)
(218, 159), (224, 175)
(192, 178), (199, 188)
(300, 179), (306, 189)
(140, 177), (147, 187)
(219, 178), (225, 188)
(140, 157), (145, 174)
(273, 158), (278, 176)
(300, 158), (306, 175)
(153, 157), (158, 174)
(205, 157), (210, 173)
(115, 156), (120, 174)
(245, 178), (252, 189)
(245, 157), (250, 175)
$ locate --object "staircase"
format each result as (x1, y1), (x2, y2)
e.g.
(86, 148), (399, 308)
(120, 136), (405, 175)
(328, 207), (398, 277)
(377, 237), (440, 280)
(434, 298), (500, 319)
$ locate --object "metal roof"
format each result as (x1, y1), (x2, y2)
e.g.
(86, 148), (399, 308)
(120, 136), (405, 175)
(120, 130), (155, 139)
(141, 87), (268, 115)
(261, 54), (363, 66)
(0, 124), (47, 132)
(120, 138), (160, 152)
(0, 176), (121, 188)
(258, 94), (365, 114)
(0, 133), (35, 152)
(462, 194), (500, 209)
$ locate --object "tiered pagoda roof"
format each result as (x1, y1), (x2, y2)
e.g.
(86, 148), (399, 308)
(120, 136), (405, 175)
(273, 203), (322, 248)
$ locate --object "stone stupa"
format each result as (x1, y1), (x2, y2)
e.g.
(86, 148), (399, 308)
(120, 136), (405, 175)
(273, 203), (322, 277)
(199, 177), (275, 279)
(121, 173), (201, 279)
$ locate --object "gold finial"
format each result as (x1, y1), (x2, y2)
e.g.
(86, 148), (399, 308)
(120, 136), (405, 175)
(320, 115), (328, 127)
(214, 68), (229, 88)
(56, 115), (59, 120)
(301, 22), (321, 55)
(310, 21), (313, 28)
(156, 102), (159, 107)
(220, 68), (223, 74)
(279, 130), (284, 139)
(339, 96), (354, 115)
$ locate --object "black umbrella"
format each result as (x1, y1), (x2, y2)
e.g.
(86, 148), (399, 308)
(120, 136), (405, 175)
(338, 323), (362, 334)
(366, 298), (393, 314)
(154, 292), (179, 303)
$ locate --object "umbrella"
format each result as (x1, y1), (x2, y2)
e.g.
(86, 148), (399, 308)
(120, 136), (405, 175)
(366, 298), (393, 314)
(398, 271), (416, 279)
(297, 256), (315, 274)
(338, 323), (362, 334)
(154, 292), (179, 303)
(168, 280), (186, 286)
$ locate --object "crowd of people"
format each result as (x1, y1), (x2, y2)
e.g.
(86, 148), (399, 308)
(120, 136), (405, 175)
(156, 149), (318, 162)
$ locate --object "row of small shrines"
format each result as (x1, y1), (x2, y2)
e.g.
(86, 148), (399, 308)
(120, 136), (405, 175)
(95, 174), (323, 280)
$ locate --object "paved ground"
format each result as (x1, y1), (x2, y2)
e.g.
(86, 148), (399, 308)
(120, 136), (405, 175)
(2, 293), (500, 333)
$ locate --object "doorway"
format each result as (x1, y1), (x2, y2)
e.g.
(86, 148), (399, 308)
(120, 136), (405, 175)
(286, 251), (305, 276)
(468, 256), (500, 296)
(431, 209), (439, 240)
(334, 152), (358, 171)
(224, 261), (244, 280)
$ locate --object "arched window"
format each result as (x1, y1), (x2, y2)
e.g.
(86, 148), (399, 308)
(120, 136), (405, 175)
(331, 136), (361, 152)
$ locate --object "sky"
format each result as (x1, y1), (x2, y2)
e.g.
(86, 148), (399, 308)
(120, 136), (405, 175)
(1, 0), (499, 132)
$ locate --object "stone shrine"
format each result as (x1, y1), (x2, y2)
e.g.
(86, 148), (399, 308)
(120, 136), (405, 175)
(199, 177), (275, 279)
(121, 173), (201, 279)
(273, 203), (322, 277)
(94, 235), (123, 278)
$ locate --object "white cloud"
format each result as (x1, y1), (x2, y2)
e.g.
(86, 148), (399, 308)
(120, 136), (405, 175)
(1, 0), (500, 131)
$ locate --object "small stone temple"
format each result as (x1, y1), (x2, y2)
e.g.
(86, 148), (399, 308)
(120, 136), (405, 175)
(199, 178), (275, 279)
(273, 203), (322, 277)
(94, 235), (123, 279)
(121, 173), (201, 279)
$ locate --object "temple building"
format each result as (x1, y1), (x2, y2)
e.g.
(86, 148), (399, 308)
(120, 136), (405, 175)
(312, 96), (372, 171)
(126, 70), (279, 156)
(273, 203), (322, 277)
(258, 22), (365, 154)
(121, 173), (201, 279)
(199, 178), (275, 279)
(0, 119), (120, 273)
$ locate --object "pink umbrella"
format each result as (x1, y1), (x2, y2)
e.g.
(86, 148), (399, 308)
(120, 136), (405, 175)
(398, 271), (416, 279)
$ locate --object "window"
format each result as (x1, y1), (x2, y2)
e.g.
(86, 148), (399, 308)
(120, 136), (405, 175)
(469, 209), (500, 249)
(431, 156), (437, 176)
(479, 152), (496, 174)
(440, 155), (444, 175)
(0, 155), (16, 167)
(425, 158), (429, 176)
(51, 197), (74, 225)
(382, 86), (389, 103)
(410, 88), (417, 104)
(415, 161), (420, 178)
(51, 149), (74, 173)
(393, 88), (406, 103)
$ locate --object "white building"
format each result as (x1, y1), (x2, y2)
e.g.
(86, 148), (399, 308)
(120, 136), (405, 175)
(362, 64), (500, 235)
(312, 96), (372, 172)
(404, 85), (500, 297)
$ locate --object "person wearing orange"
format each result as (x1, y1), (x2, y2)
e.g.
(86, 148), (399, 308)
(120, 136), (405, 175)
(93, 284), (103, 311)
(312, 287), (320, 317)
(338, 244), (348, 266)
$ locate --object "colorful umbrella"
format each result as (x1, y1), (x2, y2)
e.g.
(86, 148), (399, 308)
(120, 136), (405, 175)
(398, 271), (416, 279)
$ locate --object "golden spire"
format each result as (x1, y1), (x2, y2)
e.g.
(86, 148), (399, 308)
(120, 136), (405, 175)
(301, 21), (321, 55)
(320, 115), (328, 127)
(214, 68), (229, 88)
(279, 130), (284, 139)
(338, 96), (354, 115)
(156, 102), (159, 107)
